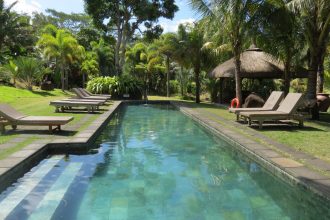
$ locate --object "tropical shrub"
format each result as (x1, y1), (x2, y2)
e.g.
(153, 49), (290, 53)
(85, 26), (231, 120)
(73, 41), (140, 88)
(169, 80), (179, 95)
(187, 82), (196, 95)
(291, 79), (307, 93)
(87, 75), (143, 99)
(15, 57), (45, 90)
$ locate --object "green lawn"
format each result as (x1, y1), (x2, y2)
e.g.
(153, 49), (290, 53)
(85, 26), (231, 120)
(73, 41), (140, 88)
(182, 101), (330, 163)
(0, 86), (99, 144)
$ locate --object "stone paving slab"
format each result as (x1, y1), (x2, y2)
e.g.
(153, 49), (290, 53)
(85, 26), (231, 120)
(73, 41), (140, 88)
(0, 157), (26, 168)
(0, 143), (15, 150)
(7, 137), (28, 143)
(10, 149), (38, 158)
(270, 157), (304, 168)
(285, 166), (329, 180)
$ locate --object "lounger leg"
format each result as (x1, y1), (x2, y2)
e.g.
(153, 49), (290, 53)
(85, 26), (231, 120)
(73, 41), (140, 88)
(61, 106), (65, 112)
(11, 125), (17, 130)
(58, 125), (61, 131)
(258, 121), (263, 129)
(49, 125), (52, 132)
(248, 119), (252, 126)
(299, 119), (304, 127)
(55, 107), (59, 113)
(236, 114), (239, 121)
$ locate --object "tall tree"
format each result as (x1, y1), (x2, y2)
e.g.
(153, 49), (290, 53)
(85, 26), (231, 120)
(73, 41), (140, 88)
(256, 0), (304, 95)
(84, 0), (178, 75)
(0, 1), (35, 62)
(153, 33), (179, 97)
(190, 0), (262, 106)
(37, 25), (85, 90)
(288, 0), (330, 119)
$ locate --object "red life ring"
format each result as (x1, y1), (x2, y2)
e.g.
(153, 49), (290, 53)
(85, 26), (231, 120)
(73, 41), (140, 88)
(230, 98), (240, 108)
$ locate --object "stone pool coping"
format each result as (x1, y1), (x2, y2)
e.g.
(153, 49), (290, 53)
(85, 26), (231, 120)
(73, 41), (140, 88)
(0, 100), (329, 202)
(170, 101), (330, 201)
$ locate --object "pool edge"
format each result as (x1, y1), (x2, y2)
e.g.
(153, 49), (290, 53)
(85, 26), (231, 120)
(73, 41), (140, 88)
(170, 101), (330, 202)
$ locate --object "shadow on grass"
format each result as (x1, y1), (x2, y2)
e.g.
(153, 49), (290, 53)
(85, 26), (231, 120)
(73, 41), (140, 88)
(3, 129), (78, 137)
(248, 123), (326, 132)
(54, 108), (108, 114)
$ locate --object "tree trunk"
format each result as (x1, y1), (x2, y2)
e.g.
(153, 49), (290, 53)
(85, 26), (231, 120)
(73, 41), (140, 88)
(61, 66), (65, 91)
(307, 55), (319, 119)
(283, 60), (291, 95)
(166, 56), (170, 97)
(180, 66), (184, 97)
(234, 56), (242, 107)
(317, 56), (325, 93)
(65, 70), (69, 90)
(82, 73), (86, 88)
(194, 62), (201, 104)
(115, 25), (123, 75)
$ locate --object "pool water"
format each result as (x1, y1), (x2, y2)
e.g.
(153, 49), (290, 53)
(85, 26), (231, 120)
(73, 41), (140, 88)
(0, 104), (329, 219)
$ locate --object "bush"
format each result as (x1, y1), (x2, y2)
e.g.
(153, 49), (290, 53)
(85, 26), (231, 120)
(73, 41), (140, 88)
(87, 75), (143, 99)
(0, 70), (11, 84)
(291, 79), (307, 93)
(187, 82), (196, 95)
(169, 80), (179, 95)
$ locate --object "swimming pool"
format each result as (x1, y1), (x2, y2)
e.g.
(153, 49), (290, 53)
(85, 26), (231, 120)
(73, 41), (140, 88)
(0, 104), (329, 219)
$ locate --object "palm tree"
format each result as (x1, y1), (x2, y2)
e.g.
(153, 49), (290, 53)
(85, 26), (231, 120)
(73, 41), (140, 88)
(90, 38), (115, 76)
(14, 57), (44, 91)
(37, 24), (84, 90)
(0, 60), (18, 85)
(190, 0), (262, 106)
(288, 0), (330, 119)
(154, 33), (179, 97)
(255, 0), (304, 95)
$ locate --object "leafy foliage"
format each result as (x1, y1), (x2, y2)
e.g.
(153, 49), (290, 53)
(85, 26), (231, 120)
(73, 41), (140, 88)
(86, 76), (143, 99)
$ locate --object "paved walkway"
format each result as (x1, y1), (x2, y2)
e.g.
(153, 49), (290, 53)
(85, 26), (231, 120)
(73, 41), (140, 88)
(172, 101), (330, 199)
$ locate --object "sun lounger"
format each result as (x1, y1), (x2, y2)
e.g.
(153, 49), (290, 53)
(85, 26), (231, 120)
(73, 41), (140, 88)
(0, 104), (73, 133)
(72, 88), (109, 101)
(62, 99), (106, 105)
(239, 93), (304, 128)
(229, 91), (284, 121)
(79, 88), (111, 98)
(50, 100), (103, 113)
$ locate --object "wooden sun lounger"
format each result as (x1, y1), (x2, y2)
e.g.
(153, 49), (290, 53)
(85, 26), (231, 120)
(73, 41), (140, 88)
(50, 100), (103, 113)
(239, 93), (304, 129)
(79, 88), (111, 98)
(0, 104), (73, 133)
(72, 88), (109, 101)
(62, 98), (106, 105)
(229, 91), (284, 121)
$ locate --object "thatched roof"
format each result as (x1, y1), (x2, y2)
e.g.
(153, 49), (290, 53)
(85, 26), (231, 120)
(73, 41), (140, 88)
(210, 46), (308, 79)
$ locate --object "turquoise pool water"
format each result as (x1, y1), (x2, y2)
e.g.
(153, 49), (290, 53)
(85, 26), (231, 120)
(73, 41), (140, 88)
(0, 104), (329, 219)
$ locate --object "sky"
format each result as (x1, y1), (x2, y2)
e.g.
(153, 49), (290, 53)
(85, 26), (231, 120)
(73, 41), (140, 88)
(4, 0), (199, 33)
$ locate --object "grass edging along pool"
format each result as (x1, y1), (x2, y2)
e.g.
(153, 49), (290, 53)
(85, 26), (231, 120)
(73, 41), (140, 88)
(0, 100), (329, 205)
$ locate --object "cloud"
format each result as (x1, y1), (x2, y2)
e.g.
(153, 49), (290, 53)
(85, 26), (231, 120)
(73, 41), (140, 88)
(4, 0), (42, 15)
(160, 18), (195, 33)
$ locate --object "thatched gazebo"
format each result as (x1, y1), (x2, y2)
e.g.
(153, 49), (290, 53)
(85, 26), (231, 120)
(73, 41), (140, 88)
(210, 45), (308, 103)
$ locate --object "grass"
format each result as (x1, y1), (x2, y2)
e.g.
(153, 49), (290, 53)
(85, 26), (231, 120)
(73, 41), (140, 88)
(180, 101), (330, 163)
(0, 85), (99, 147)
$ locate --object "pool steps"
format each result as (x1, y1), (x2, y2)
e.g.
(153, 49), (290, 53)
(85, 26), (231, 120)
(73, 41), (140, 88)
(0, 156), (63, 219)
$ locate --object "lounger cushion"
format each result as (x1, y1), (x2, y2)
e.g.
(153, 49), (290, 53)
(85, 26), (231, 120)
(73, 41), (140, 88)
(19, 116), (73, 125)
(240, 111), (288, 117)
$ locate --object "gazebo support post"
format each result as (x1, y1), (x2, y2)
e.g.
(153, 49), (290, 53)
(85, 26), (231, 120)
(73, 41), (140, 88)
(219, 78), (224, 103)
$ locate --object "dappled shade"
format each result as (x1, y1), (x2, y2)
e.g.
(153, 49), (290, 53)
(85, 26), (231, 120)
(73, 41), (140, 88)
(210, 46), (308, 79)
